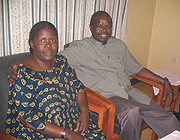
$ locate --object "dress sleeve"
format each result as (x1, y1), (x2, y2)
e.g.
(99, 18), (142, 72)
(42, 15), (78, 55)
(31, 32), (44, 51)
(9, 67), (47, 132)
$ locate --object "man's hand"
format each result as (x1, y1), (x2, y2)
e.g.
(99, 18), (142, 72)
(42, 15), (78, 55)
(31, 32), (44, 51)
(74, 109), (89, 133)
(163, 80), (174, 106)
(8, 62), (23, 86)
(137, 68), (174, 106)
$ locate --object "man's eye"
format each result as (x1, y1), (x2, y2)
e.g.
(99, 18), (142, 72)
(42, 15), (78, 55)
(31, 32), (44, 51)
(106, 26), (111, 29)
(50, 39), (57, 42)
(96, 25), (112, 30)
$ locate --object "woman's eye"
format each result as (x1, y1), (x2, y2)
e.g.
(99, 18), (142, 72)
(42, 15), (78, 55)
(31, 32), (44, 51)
(38, 39), (45, 44)
(36, 38), (57, 44)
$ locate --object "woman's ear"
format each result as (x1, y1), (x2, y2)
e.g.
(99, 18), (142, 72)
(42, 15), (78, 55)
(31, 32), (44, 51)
(30, 40), (34, 49)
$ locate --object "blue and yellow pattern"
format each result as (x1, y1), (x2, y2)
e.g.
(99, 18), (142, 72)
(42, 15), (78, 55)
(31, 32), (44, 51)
(5, 55), (106, 140)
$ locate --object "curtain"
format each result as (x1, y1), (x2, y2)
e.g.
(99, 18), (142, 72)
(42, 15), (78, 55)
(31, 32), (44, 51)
(0, 0), (128, 56)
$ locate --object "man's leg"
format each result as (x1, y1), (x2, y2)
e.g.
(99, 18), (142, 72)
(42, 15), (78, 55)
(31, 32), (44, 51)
(139, 100), (180, 139)
(109, 96), (180, 140)
(109, 96), (142, 140)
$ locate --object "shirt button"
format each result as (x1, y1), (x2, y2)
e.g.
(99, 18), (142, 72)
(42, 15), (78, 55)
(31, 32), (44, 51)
(118, 58), (121, 63)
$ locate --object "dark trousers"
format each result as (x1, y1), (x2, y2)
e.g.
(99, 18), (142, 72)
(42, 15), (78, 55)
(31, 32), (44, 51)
(109, 96), (180, 140)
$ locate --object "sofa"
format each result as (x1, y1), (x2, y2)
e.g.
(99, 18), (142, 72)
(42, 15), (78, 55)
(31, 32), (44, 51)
(0, 53), (31, 130)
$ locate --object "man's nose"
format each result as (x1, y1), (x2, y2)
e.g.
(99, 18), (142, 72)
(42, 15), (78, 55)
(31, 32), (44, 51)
(102, 27), (107, 32)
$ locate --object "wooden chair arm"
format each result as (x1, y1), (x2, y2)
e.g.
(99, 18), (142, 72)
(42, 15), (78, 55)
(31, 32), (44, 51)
(130, 74), (164, 90)
(130, 74), (165, 106)
(85, 86), (116, 140)
(131, 74), (179, 111)
(170, 85), (180, 111)
(0, 129), (17, 140)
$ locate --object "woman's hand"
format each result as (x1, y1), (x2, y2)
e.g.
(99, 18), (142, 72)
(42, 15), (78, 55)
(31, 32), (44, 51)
(65, 129), (88, 140)
(74, 109), (89, 133)
(76, 91), (90, 133)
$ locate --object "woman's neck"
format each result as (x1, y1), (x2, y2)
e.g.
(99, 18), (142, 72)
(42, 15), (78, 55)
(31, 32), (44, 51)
(32, 56), (55, 71)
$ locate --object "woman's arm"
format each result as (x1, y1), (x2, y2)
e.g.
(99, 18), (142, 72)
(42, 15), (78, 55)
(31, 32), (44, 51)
(19, 115), (85, 140)
(63, 56), (90, 133)
(74, 92), (90, 133)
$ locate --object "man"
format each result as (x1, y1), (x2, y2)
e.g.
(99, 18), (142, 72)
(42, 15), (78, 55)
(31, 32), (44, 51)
(8, 11), (180, 140)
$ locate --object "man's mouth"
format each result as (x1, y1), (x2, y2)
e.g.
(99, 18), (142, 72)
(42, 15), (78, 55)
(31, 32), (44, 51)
(99, 33), (109, 38)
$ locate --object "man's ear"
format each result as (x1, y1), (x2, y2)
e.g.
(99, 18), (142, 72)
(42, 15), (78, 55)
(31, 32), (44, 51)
(89, 25), (92, 32)
(30, 40), (34, 49)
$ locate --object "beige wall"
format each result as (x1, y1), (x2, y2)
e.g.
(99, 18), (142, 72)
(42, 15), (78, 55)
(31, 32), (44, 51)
(126, 0), (180, 75)
(126, 0), (156, 67)
(148, 0), (180, 75)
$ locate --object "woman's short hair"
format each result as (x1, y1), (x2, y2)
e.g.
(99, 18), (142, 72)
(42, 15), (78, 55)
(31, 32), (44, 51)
(29, 21), (58, 54)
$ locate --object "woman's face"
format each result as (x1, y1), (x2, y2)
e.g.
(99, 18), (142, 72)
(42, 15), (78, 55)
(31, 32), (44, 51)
(30, 27), (58, 62)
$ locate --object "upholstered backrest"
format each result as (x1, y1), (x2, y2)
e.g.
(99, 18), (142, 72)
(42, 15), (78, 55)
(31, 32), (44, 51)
(0, 53), (31, 129)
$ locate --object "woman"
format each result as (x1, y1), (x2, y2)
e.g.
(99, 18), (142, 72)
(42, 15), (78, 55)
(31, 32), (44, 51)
(5, 21), (106, 140)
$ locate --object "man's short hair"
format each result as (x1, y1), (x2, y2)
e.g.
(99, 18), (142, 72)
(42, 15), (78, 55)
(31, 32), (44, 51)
(90, 11), (112, 26)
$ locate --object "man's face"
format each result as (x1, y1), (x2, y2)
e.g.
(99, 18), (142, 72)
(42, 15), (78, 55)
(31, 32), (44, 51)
(90, 14), (112, 45)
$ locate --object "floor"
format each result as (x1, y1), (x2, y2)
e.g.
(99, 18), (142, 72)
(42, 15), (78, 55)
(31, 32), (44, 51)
(132, 82), (180, 140)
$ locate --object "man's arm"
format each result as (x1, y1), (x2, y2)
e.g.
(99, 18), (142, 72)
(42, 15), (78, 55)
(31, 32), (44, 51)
(137, 68), (174, 106)
(8, 62), (23, 86)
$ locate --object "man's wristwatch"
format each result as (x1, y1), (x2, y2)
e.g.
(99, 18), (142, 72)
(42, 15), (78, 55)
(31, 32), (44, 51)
(160, 77), (169, 85)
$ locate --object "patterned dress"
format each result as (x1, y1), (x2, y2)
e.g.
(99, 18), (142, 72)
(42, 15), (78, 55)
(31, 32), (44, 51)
(5, 55), (106, 140)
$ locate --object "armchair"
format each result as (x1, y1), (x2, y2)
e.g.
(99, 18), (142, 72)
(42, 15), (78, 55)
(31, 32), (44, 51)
(89, 74), (179, 140)
(85, 86), (116, 140)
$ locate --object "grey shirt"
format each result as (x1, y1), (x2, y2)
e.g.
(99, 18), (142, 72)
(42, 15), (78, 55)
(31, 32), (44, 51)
(60, 36), (151, 104)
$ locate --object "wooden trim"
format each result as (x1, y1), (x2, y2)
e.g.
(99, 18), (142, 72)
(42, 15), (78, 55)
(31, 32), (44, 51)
(0, 129), (17, 140)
